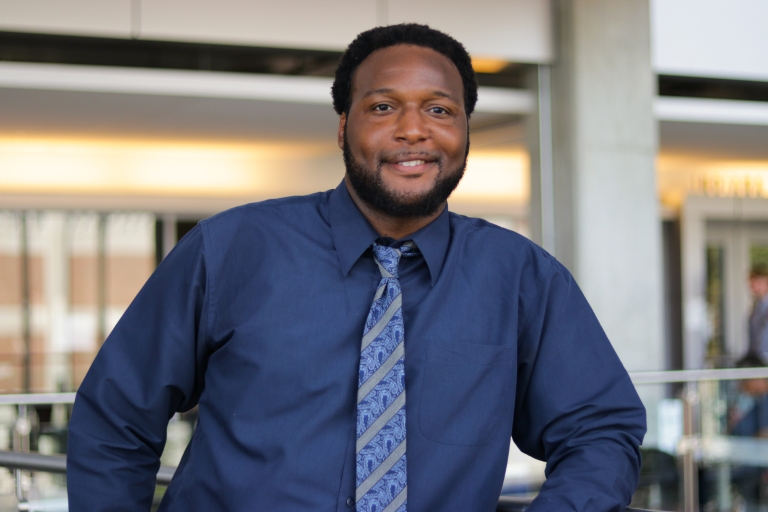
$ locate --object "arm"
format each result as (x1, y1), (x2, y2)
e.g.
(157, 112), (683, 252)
(513, 259), (646, 512)
(67, 226), (212, 511)
(758, 308), (768, 354)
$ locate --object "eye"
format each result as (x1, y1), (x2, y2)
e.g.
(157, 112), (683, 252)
(429, 106), (449, 115)
(373, 104), (393, 112)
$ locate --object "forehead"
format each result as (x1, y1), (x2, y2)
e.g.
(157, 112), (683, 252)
(350, 45), (464, 101)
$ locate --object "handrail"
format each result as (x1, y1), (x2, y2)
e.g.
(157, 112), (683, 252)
(0, 451), (67, 474)
(0, 392), (76, 405)
(630, 367), (768, 384)
(496, 496), (659, 511)
(0, 451), (664, 511)
(0, 368), (764, 406)
(0, 370), (742, 512)
(0, 450), (176, 485)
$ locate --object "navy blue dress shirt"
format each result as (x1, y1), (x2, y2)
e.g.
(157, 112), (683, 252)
(68, 181), (646, 511)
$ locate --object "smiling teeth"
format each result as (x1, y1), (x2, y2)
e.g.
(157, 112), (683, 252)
(400, 160), (426, 167)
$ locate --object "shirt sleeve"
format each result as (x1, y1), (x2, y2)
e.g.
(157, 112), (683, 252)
(758, 309), (768, 354)
(67, 225), (211, 511)
(513, 258), (646, 512)
(757, 396), (768, 434)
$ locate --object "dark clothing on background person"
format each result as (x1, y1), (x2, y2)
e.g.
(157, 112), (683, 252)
(67, 181), (646, 512)
(727, 394), (768, 509)
(732, 394), (768, 437)
(749, 296), (768, 357)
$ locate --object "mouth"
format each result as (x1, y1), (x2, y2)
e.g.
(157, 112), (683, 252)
(400, 159), (427, 167)
(382, 155), (439, 175)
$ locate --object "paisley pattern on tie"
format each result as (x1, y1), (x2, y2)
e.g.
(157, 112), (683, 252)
(355, 242), (419, 512)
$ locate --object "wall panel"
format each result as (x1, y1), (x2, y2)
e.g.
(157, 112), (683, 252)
(0, 0), (132, 38)
(140, 0), (377, 51)
(652, 0), (768, 81)
(388, 0), (552, 62)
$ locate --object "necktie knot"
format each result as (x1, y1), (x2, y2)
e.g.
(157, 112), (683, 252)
(372, 242), (420, 279)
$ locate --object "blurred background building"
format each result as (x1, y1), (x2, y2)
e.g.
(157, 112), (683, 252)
(0, 0), (767, 510)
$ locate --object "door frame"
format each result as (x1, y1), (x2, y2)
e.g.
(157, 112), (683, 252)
(682, 195), (768, 368)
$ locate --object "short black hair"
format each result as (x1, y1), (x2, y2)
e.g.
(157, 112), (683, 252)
(752, 263), (768, 278)
(737, 353), (766, 368)
(331, 23), (478, 118)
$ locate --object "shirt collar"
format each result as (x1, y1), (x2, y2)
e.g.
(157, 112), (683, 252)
(329, 180), (450, 287)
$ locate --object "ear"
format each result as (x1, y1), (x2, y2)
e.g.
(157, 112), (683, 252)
(337, 113), (347, 151)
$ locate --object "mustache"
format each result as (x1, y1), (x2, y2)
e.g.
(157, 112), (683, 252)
(378, 150), (442, 163)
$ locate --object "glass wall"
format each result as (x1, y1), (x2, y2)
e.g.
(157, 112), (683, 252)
(0, 211), (154, 394)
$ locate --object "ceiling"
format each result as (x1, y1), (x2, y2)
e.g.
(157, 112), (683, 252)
(0, 87), (340, 143)
(0, 86), (526, 148)
(659, 120), (768, 161)
(2, 86), (765, 160)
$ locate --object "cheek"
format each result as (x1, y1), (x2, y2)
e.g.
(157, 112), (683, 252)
(436, 126), (468, 159)
(348, 126), (388, 162)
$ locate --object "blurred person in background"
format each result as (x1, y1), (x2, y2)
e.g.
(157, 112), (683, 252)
(730, 354), (768, 438)
(725, 354), (768, 510)
(748, 264), (768, 360)
(66, 24), (646, 512)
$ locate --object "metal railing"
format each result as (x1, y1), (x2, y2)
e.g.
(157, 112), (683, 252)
(631, 366), (768, 512)
(496, 496), (657, 511)
(0, 393), (76, 405)
(0, 451), (656, 511)
(0, 450), (176, 486)
(7, 368), (768, 511)
(630, 366), (768, 384)
(0, 393), (77, 509)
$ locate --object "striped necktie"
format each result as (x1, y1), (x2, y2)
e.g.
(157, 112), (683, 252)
(355, 241), (419, 512)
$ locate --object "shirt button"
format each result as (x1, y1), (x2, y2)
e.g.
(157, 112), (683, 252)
(346, 497), (355, 507)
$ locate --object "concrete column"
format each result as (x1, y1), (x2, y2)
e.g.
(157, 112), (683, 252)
(529, 0), (665, 445)
(530, 0), (664, 374)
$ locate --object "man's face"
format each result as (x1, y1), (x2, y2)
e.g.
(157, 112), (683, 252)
(750, 275), (768, 298)
(338, 44), (469, 219)
(741, 378), (768, 396)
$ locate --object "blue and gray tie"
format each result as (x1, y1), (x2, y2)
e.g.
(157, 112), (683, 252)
(355, 242), (419, 512)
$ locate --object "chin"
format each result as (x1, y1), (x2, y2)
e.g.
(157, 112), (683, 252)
(385, 185), (437, 200)
(382, 173), (441, 191)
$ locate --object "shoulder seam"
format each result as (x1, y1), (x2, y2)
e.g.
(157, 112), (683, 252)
(517, 254), (557, 338)
(201, 194), (327, 225)
(448, 211), (533, 241)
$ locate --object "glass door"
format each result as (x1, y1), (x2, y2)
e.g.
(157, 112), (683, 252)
(705, 221), (768, 365)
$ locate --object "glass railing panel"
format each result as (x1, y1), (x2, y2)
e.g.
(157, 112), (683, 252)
(9, 370), (768, 511)
(628, 368), (768, 511)
(696, 377), (768, 511)
(0, 394), (190, 510)
(501, 441), (545, 499)
(0, 400), (69, 510)
(630, 381), (682, 511)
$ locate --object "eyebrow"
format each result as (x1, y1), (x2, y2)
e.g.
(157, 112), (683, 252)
(361, 87), (395, 99)
(361, 87), (459, 102)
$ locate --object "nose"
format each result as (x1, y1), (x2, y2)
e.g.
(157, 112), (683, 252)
(394, 105), (429, 144)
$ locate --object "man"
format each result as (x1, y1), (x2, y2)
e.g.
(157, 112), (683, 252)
(748, 264), (768, 359)
(731, 353), (768, 438)
(68, 24), (646, 511)
(725, 354), (768, 509)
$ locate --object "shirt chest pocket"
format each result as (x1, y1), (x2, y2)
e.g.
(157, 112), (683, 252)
(418, 339), (515, 446)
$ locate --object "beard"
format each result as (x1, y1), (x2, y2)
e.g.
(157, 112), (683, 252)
(343, 131), (468, 219)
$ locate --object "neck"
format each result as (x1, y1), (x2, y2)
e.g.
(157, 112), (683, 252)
(345, 176), (445, 240)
